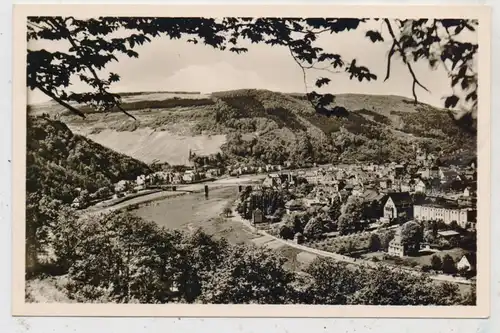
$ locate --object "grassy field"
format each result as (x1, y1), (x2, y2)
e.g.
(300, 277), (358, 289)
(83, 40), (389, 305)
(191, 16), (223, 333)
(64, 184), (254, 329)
(407, 247), (468, 267)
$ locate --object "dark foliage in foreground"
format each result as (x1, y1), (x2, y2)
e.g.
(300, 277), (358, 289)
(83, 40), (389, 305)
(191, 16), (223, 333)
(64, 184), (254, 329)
(38, 210), (474, 305)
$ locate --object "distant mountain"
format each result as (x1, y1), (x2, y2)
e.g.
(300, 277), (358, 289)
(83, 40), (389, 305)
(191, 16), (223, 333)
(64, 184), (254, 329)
(27, 116), (152, 205)
(33, 89), (476, 167)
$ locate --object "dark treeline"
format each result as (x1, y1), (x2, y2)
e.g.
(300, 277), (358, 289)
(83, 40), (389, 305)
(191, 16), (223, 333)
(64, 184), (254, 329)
(60, 97), (215, 116)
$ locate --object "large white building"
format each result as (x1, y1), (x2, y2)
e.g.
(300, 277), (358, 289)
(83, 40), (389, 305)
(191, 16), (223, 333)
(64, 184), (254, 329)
(413, 204), (476, 229)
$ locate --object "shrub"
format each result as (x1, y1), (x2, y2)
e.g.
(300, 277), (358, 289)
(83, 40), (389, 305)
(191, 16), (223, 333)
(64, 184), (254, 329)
(368, 234), (381, 252)
(441, 254), (457, 275)
(222, 207), (232, 217)
(393, 257), (404, 265)
(430, 254), (442, 271)
(457, 266), (470, 278)
(279, 225), (294, 240)
(421, 265), (432, 272)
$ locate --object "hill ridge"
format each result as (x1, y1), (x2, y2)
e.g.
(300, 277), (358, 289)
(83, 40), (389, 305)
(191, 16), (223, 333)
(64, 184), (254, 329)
(32, 90), (475, 167)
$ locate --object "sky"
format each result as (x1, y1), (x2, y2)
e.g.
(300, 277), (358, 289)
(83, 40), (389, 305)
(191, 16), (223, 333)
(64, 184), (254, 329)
(27, 19), (478, 109)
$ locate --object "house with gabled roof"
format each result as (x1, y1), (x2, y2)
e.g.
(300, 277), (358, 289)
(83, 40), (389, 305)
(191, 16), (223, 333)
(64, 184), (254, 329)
(379, 178), (393, 190)
(394, 164), (405, 178)
(457, 253), (476, 272)
(262, 173), (282, 188)
(467, 157), (477, 170)
(415, 179), (429, 194)
(388, 227), (407, 257)
(380, 192), (413, 223)
(463, 183), (477, 197)
(439, 167), (463, 184)
(400, 179), (416, 193)
(352, 184), (364, 197)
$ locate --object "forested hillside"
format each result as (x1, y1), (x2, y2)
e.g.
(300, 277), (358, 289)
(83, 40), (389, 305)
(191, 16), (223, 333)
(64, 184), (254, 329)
(26, 116), (152, 205)
(26, 115), (153, 276)
(24, 109), (476, 306)
(34, 90), (476, 167)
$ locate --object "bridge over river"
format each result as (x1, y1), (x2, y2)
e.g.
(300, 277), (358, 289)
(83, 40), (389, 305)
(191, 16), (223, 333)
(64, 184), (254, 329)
(149, 175), (266, 194)
(84, 174), (267, 215)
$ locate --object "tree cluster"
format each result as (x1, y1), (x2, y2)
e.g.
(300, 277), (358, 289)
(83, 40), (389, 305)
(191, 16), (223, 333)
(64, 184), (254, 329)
(27, 116), (151, 206)
(304, 259), (470, 305)
(41, 209), (474, 305)
(26, 116), (152, 275)
(236, 187), (288, 219)
(337, 195), (365, 235)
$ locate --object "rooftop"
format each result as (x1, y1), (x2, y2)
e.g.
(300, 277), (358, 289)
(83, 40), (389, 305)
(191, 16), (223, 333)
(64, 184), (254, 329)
(462, 253), (477, 267)
(437, 230), (460, 237)
(384, 192), (412, 206)
(415, 202), (462, 210)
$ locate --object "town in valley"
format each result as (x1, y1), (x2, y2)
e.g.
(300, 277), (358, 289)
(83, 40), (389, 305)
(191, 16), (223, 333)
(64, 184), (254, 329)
(73, 145), (478, 280)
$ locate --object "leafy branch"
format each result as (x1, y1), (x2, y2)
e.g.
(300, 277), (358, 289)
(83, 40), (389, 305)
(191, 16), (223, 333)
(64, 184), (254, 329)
(383, 19), (430, 104)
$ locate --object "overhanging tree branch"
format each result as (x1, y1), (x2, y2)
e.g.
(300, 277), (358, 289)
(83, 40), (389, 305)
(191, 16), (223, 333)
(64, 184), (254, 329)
(384, 19), (430, 104)
(288, 46), (309, 94)
(27, 16), (478, 129)
(384, 41), (397, 82)
(36, 84), (86, 118)
(51, 18), (139, 120)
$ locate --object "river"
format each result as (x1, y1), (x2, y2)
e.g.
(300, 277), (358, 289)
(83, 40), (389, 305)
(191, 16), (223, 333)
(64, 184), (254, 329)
(132, 187), (239, 230)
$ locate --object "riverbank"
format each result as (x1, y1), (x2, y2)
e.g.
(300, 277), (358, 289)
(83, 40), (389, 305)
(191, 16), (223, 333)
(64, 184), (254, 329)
(131, 186), (264, 245)
(83, 174), (267, 216)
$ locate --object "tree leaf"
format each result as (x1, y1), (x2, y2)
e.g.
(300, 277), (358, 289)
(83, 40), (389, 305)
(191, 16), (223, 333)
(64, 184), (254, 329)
(444, 95), (459, 108)
(315, 77), (331, 88)
(365, 30), (384, 43)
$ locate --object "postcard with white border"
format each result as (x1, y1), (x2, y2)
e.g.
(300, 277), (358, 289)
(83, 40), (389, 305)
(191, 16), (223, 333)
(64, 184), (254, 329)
(12, 4), (491, 318)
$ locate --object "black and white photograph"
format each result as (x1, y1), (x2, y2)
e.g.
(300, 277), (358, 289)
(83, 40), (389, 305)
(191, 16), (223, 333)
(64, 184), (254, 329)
(13, 4), (490, 317)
